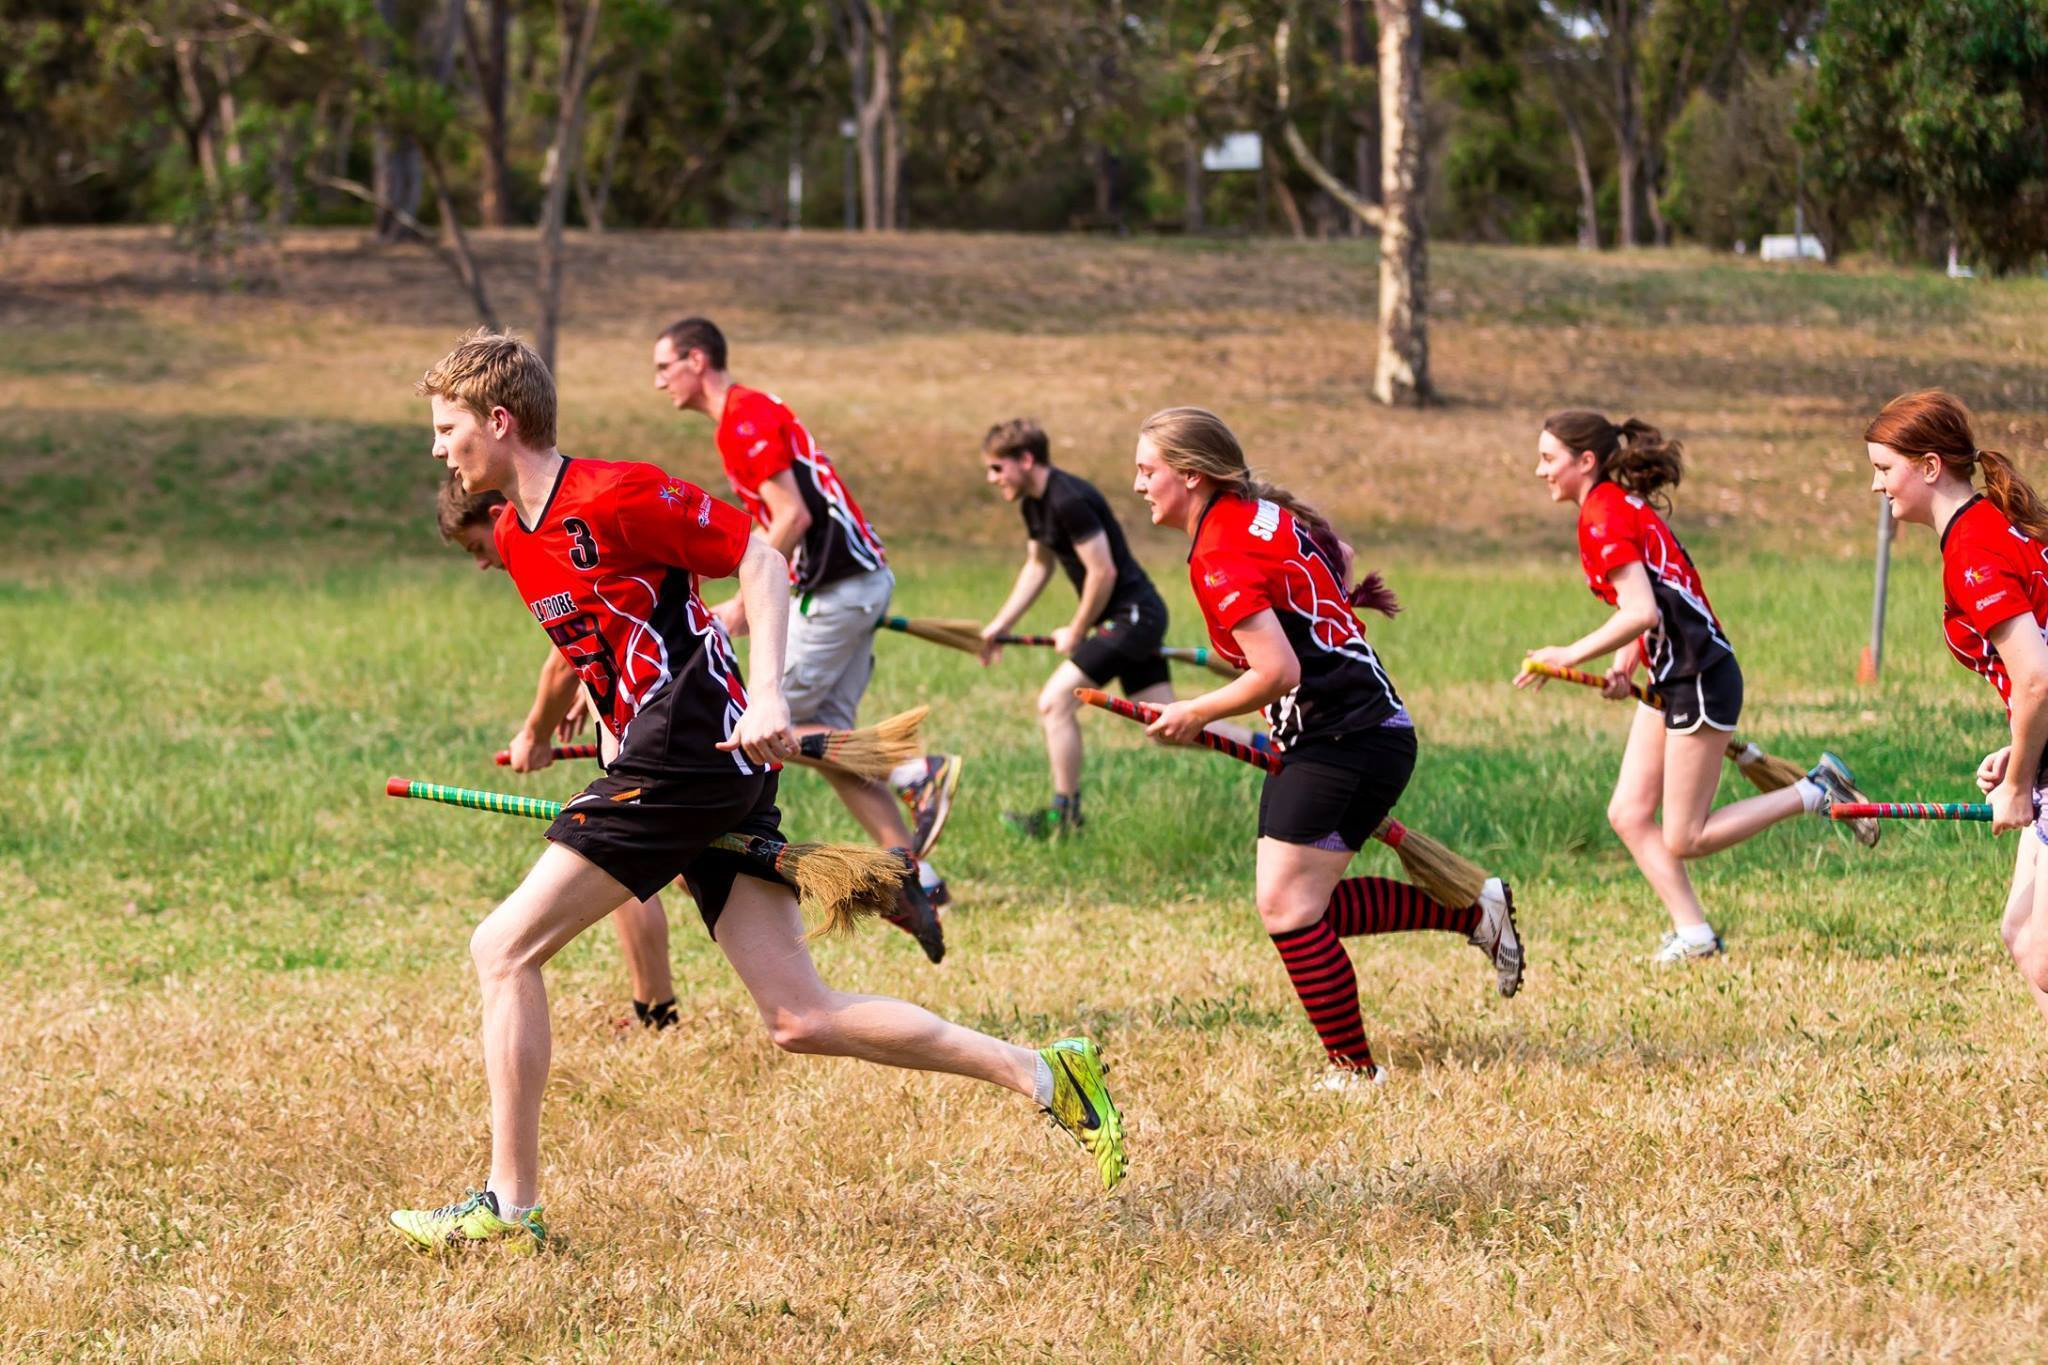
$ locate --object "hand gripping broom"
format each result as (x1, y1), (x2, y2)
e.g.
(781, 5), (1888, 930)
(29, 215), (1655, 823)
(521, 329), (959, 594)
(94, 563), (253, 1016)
(384, 778), (903, 936)
(1074, 688), (1492, 908)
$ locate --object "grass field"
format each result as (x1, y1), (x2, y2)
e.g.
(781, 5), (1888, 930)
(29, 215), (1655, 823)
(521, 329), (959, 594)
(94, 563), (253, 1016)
(6, 229), (2048, 1359)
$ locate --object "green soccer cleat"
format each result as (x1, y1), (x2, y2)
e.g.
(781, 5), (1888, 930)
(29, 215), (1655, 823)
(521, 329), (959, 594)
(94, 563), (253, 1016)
(1039, 1037), (1127, 1191)
(388, 1189), (546, 1252)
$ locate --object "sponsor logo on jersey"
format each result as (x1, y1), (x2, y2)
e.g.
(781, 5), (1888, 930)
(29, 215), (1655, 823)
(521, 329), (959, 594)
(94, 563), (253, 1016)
(657, 479), (688, 507)
(1976, 590), (2010, 612)
(1587, 523), (1605, 538)
(1963, 565), (1990, 586)
(1248, 499), (1281, 542)
(737, 421), (756, 437)
(697, 495), (712, 526)
(528, 590), (576, 622)
(748, 440), (770, 458)
(1203, 568), (1230, 588)
(1218, 590), (1241, 612)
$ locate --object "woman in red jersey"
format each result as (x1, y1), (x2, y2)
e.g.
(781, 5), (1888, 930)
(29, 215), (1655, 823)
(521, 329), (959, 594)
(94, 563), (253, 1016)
(1866, 389), (2048, 1021)
(1516, 411), (1866, 963)
(1131, 406), (1522, 1091)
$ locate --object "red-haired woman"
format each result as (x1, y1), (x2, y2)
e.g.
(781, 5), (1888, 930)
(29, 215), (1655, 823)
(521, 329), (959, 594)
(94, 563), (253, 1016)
(1516, 411), (1870, 963)
(1133, 406), (1522, 1091)
(1866, 390), (2048, 1021)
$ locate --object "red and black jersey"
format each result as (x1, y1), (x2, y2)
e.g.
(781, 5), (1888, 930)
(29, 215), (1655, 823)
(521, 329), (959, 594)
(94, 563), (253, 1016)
(715, 385), (886, 595)
(1941, 494), (2048, 713)
(1577, 480), (1732, 682)
(1188, 493), (1405, 749)
(495, 456), (759, 773)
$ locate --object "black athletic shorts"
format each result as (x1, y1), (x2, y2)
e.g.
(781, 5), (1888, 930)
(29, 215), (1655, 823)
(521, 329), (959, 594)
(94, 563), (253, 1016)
(545, 766), (791, 935)
(1649, 652), (1743, 735)
(1072, 591), (1170, 696)
(1258, 723), (1418, 852)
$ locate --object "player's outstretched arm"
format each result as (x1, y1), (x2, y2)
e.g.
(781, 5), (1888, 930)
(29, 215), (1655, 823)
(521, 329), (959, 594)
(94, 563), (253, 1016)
(720, 534), (798, 765)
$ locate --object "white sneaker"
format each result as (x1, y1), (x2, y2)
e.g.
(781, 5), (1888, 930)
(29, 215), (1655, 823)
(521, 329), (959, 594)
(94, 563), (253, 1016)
(1651, 929), (1723, 964)
(1468, 877), (1524, 998)
(1312, 1064), (1389, 1093)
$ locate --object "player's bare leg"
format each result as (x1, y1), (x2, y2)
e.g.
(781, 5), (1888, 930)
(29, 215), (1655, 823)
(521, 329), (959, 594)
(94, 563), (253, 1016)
(1659, 727), (1805, 858)
(715, 872), (1036, 1089)
(2001, 830), (2048, 1027)
(469, 842), (638, 1210)
(1607, 703), (1713, 934)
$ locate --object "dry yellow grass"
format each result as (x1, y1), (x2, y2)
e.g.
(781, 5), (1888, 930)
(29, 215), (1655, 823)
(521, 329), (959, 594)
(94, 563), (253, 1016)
(7, 229), (2048, 1359)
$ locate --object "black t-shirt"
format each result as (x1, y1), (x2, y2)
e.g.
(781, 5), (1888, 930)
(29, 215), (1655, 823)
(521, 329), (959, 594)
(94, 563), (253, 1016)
(1021, 468), (1156, 621)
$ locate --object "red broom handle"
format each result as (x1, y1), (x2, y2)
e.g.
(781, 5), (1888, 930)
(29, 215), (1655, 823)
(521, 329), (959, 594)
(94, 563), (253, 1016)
(494, 744), (602, 765)
(1075, 688), (1282, 774)
(1519, 658), (1660, 709)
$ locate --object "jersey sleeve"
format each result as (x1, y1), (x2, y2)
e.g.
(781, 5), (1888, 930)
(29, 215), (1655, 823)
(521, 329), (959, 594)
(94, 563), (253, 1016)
(1050, 482), (1109, 549)
(1193, 549), (1274, 632)
(1947, 534), (2035, 636)
(728, 391), (796, 483)
(611, 463), (752, 579)
(1579, 489), (1644, 586)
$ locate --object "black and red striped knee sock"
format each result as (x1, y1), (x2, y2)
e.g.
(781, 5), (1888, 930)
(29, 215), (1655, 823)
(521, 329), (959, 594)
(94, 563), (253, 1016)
(1270, 920), (1376, 1071)
(1326, 876), (1479, 939)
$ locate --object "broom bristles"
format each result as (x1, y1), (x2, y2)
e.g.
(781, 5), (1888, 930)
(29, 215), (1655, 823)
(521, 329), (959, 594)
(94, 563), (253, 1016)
(1372, 816), (1491, 908)
(1725, 738), (1807, 793)
(896, 617), (987, 654)
(794, 705), (929, 780)
(770, 840), (906, 937)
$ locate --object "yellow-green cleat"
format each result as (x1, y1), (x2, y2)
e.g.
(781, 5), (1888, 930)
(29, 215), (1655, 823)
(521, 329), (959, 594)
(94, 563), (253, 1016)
(1040, 1037), (1127, 1191)
(389, 1189), (545, 1252)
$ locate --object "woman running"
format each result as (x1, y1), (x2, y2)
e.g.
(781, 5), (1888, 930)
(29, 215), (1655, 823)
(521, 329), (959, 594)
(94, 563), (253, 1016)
(1516, 410), (1866, 962)
(1865, 389), (2048, 1023)
(1131, 406), (1522, 1090)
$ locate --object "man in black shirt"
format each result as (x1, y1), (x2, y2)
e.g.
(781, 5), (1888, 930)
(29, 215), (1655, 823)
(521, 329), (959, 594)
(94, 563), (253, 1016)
(979, 419), (1175, 838)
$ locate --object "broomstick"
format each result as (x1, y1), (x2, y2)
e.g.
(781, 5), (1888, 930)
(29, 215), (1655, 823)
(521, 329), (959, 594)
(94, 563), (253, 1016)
(879, 616), (1242, 679)
(1516, 659), (1809, 791)
(489, 706), (930, 783)
(1829, 802), (1992, 822)
(1074, 688), (1492, 908)
(384, 778), (903, 936)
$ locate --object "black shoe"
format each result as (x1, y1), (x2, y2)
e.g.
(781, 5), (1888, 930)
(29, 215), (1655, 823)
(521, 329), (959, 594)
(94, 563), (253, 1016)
(881, 851), (946, 964)
(1001, 804), (1083, 841)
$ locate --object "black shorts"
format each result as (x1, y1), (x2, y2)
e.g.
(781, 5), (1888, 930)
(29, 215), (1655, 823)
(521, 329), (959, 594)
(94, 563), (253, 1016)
(1649, 652), (1743, 735)
(545, 766), (791, 935)
(1257, 723), (1418, 852)
(1072, 591), (1170, 696)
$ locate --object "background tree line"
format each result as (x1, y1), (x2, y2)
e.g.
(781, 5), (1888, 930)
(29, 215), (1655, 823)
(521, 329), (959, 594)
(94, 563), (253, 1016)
(4, 0), (2042, 271)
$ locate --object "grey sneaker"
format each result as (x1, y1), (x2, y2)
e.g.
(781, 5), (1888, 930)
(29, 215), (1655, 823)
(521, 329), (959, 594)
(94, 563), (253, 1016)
(1809, 751), (1880, 848)
(1468, 877), (1525, 998)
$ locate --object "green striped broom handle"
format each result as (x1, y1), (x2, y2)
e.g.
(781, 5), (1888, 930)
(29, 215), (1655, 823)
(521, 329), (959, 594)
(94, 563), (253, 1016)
(1828, 802), (1992, 822)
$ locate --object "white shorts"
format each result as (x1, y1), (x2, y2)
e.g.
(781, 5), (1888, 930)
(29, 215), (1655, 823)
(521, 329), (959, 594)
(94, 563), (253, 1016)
(784, 566), (894, 731)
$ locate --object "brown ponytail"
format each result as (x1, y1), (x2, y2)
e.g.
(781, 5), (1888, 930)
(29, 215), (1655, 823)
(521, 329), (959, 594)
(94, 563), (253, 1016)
(1544, 410), (1685, 513)
(1865, 389), (2048, 541)
(1140, 407), (1400, 618)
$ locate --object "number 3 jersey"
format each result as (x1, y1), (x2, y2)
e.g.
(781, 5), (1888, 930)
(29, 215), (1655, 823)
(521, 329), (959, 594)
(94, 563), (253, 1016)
(493, 457), (760, 773)
(1188, 492), (1406, 750)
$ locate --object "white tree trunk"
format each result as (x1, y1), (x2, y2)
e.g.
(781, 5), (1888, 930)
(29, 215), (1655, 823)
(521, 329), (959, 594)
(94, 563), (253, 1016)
(1373, 0), (1429, 406)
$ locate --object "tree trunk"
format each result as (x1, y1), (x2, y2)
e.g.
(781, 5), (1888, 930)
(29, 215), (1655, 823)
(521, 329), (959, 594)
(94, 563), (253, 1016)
(1542, 59), (1601, 250)
(1339, 0), (1378, 235)
(840, 1), (881, 231)
(879, 3), (903, 228)
(1183, 115), (1204, 231)
(466, 0), (513, 227)
(1373, 0), (1429, 407)
(1604, 0), (1642, 248)
(578, 57), (639, 233)
(536, 0), (603, 374)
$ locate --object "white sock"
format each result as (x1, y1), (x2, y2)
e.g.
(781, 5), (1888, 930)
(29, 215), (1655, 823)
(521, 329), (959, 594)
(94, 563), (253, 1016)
(1793, 777), (1826, 813)
(1032, 1054), (1055, 1108)
(888, 758), (927, 789)
(486, 1188), (536, 1218)
(1677, 922), (1718, 947)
